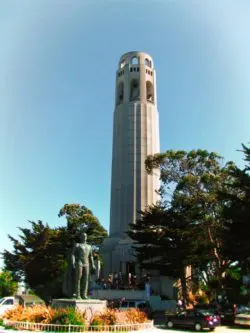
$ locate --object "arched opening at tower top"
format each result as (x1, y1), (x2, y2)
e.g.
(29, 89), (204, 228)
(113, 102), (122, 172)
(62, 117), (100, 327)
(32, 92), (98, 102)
(131, 57), (139, 65)
(145, 58), (152, 67)
(146, 81), (154, 102)
(117, 82), (124, 105)
(130, 79), (140, 101)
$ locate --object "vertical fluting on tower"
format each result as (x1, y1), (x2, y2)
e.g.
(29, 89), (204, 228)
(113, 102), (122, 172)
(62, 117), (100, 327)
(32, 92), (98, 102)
(110, 52), (160, 239)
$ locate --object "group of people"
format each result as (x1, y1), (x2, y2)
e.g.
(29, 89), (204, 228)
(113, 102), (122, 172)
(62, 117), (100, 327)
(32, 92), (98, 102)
(96, 272), (151, 291)
(96, 271), (137, 290)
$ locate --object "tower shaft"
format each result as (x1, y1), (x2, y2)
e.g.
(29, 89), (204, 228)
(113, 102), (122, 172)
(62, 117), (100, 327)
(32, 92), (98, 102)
(110, 51), (160, 238)
(101, 52), (160, 276)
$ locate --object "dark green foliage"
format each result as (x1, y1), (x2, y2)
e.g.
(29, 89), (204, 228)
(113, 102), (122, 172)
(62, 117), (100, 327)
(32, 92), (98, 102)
(128, 204), (195, 301)
(130, 149), (238, 302)
(58, 204), (108, 250)
(2, 203), (107, 301)
(128, 205), (192, 275)
(222, 144), (250, 271)
(3, 221), (67, 300)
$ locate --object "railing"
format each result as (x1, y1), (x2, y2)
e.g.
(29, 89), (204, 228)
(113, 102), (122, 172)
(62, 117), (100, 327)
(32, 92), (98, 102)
(4, 320), (154, 332)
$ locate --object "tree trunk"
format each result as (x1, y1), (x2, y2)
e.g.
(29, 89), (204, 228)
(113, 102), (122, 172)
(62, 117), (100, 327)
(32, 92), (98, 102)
(180, 266), (189, 307)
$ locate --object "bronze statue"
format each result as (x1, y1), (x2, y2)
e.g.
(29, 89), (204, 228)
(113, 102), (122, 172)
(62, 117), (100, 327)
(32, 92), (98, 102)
(63, 233), (96, 299)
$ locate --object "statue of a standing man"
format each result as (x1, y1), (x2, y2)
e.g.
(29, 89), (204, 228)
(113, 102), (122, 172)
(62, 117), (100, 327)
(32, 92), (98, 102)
(72, 232), (96, 299)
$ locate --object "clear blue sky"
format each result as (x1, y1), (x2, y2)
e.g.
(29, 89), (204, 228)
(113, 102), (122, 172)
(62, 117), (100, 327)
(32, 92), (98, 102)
(1, 0), (250, 268)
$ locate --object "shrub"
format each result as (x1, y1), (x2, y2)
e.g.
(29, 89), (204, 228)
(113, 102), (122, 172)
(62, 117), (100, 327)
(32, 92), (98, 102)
(90, 309), (116, 327)
(90, 308), (150, 327)
(50, 307), (85, 326)
(123, 309), (148, 324)
(2, 305), (24, 321)
(89, 317), (103, 327)
(3, 305), (54, 323)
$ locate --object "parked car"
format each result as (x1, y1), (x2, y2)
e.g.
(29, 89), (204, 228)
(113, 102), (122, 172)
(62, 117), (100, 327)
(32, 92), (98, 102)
(197, 309), (221, 326)
(166, 309), (217, 331)
(234, 310), (250, 326)
(0, 294), (44, 316)
(0, 297), (16, 316)
(195, 303), (234, 324)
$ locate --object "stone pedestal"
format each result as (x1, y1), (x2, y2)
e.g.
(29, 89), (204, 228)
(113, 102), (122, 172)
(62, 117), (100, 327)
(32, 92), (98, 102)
(52, 298), (107, 315)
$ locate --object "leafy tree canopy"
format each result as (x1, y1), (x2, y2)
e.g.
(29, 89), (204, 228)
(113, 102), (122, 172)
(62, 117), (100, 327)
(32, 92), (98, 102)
(129, 149), (237, 301)
(3, 203), (107, 301)
(58, 203), (108, 248)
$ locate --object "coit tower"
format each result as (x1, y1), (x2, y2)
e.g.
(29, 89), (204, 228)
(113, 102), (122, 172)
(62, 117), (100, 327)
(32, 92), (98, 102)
(102, 51), (160, 276)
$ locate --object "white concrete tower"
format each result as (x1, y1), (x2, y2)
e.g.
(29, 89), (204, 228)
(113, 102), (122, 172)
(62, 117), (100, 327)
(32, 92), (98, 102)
(102, 51), (160, 276)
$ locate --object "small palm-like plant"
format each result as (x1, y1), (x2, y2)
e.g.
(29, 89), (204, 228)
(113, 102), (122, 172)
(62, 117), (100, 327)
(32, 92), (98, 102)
(50, 307), (85, 326)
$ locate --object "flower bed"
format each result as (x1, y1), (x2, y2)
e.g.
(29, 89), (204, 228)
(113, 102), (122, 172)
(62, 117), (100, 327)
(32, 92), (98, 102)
(1, 305), (153, 332)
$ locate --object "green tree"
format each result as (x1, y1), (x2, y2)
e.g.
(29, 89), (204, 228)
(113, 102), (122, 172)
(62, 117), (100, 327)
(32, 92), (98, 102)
(58, 203), (108, 249)
(0, 271), (18, 297)
(3, 204), (107, 301)
(129, 150), (236, 302)
(222, 144), (250, 274)
(128, 204), (194, 303)
(3, 220), (67, 301)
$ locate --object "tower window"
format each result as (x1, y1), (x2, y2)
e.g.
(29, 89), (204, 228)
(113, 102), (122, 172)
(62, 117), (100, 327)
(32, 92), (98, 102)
(131, 57), (139, 65)
(145, 58), (151, 67)
(117, 82), (124, 105)
(137, 67), (139, 72)
(130, 79), (140, 101)
(146, 81), (154, 103)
